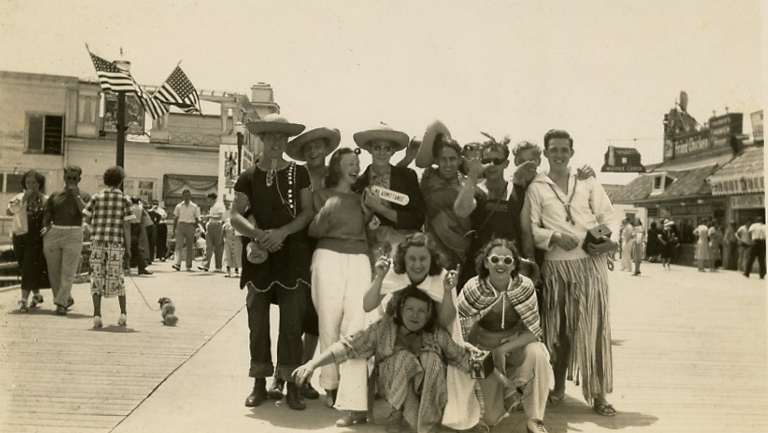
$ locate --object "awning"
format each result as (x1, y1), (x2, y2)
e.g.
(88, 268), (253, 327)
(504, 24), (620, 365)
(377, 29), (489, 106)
(709, 146), (764, 196)
(163, 174), (217, 205)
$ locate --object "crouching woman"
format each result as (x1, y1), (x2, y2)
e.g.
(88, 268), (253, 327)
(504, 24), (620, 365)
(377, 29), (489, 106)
(293, 286), (473, 433)
(458, 238), (552, 433)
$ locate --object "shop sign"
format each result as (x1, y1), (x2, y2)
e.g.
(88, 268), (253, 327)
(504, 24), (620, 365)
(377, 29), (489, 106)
(674, 130), (711, 158)
(103, 93), (145, 135)
(669, 113), (743, 160)
(731, 194), (765, 210)
(601, 146), (646, 173)
(670, 204), (713, 216)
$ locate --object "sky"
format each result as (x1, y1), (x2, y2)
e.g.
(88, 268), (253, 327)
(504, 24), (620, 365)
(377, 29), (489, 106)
(0, 0), (764, 184)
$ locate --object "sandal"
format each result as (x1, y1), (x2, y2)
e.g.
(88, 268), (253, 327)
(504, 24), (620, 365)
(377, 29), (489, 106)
(29, 294), (43, 308)
(18, 301), (28, 313)
(546, 394), (566, 405)
(593, 402), (616, 417)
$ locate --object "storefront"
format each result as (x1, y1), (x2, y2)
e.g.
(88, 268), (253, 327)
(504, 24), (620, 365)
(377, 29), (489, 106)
(709, 145), (765, 227)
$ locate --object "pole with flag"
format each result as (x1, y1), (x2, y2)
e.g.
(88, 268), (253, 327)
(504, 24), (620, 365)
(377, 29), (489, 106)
(153, 64), (203, 116)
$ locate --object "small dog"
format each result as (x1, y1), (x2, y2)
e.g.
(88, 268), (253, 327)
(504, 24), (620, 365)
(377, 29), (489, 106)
(158, 297), (179, 326)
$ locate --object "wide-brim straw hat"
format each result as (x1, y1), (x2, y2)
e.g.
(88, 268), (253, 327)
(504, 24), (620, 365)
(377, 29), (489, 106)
(285, 127), (341, 162)
(246, 114), (305, 137)
(414, 119), (452, 167)
(353, 123), (409, 153)
(664, 220), (675, 228)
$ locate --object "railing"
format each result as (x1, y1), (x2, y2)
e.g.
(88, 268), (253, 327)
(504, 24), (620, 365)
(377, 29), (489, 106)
(168, 132), (221, 147)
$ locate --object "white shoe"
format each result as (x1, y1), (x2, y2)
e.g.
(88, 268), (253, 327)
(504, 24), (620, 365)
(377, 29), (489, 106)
(93, 316), (103, 328)
(118, 313), (127, 326)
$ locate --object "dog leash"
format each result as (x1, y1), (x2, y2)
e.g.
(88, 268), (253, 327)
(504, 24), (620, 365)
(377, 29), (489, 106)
(126, 272), (161, 311)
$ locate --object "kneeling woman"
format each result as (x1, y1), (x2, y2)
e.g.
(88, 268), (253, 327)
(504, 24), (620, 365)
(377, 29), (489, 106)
(458, 238), (552, 433)
(293, 287), (473, 433)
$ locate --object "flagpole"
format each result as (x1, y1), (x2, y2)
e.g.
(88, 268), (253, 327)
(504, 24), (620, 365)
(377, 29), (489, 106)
(114, 58), (132, 169)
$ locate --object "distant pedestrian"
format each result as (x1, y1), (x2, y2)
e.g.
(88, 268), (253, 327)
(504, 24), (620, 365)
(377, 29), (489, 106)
(42, 165), (90, 315)
(222, 218), (241, 278)
(148, 199), (168, 262)
(6, 169), (50, 313)
(744, 216), (766, 279)
(646, 222), (661, 262)
(620, 219), (633, 272)
(723, 222), (737, 270)
(199, 192), (225, 272)
(708, 221), (723, 271)
(694, 219), (711, 272)
(129, 196), (152, 276)
(658, 220), (678, 269)
(736, 221), (751, 273)
(82, 166), (135, 328)
(631, 219), (644, 276)
(172, 189), (200, 272)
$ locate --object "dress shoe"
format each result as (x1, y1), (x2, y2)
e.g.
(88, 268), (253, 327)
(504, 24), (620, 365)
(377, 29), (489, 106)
(285, 381), (306, 410)
(56, 305), (67, 315)
(301, 381), (320, 399)
(267, 378), (285, 400)
(198, 266), (209, 272)
(244, 378), (268, 407)
(527, 419), (548, 433)
(29, 294), (43, 308)
(66, 298), (75, 310)
(138, 269), (153, 275)
(172, 264), (181, 271)
(336, 411), (367, 427)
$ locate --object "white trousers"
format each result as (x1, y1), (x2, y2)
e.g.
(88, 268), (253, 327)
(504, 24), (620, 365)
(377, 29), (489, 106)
(311, 249), (370, 411)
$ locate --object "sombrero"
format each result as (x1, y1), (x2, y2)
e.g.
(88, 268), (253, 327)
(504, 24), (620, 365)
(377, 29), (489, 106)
(285, 127), (341, 162)
(353, 123), (409, 153)
(414, 119), (452, 167)
(245, 114), (305, 137)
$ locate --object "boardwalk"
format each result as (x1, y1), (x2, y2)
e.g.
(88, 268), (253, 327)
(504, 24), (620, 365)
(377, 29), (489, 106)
(1, 261), (766, 433)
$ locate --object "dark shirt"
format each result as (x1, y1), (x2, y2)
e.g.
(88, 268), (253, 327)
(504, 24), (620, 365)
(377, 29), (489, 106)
(45, 190), (91, 226)
(352, 164), (425, 231)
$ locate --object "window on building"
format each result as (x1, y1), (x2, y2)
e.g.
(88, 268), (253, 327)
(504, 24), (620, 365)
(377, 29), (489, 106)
(0, 173), (24, 193)
(27, 114), (64, 155)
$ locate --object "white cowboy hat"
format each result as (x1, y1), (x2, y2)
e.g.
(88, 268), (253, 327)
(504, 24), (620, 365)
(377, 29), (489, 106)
(245, 114), (305, 137)
(353, 123), (409, 153)
(285, 127), (341, 162)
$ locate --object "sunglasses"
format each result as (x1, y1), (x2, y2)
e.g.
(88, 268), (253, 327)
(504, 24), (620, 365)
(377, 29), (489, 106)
(481, 157), (506, 166)
(488, 255), (515, 265)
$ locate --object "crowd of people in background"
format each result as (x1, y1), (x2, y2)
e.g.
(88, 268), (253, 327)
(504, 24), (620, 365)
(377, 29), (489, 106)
(5, 113), (766, 433)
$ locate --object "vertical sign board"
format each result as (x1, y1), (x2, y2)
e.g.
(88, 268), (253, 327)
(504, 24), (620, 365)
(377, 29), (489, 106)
(751, 110), (763, 141)
(103, 93), (145, 135)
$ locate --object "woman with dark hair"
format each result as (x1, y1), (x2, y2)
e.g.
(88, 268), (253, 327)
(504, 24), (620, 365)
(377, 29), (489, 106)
(293, 286), (473, 433)
(82, 166), (135, 328)
(6, 169), (50, 312)
(458, 238), (551, 433)
(307, 147), (372, 426)
(362, 231), (482, 432)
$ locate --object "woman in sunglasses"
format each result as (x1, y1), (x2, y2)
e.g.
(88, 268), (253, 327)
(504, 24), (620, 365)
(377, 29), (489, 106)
(457, 238), (551, 433)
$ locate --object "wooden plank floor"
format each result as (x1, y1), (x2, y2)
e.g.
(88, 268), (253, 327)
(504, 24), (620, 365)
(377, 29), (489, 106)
(1, 261), (767, 433)
(0, 263), (246, 433)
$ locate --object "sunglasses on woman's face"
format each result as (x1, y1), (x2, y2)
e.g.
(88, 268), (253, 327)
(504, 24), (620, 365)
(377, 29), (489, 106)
(481, 157), (506, 166)
(488, 255), (515, 265)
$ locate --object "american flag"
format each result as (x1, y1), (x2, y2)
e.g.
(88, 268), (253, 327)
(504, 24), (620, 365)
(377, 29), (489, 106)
(87, 48), (169, 120)
(153, 66), (202, 115)
(88, 51), (139, 93)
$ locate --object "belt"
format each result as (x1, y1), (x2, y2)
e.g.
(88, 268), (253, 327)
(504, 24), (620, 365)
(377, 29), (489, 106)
(179, 221), (196, 224)
(51, 224), (83, 230)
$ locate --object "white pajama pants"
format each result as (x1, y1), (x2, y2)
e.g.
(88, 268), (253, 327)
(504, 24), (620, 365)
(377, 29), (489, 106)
(311, 249), (370, 411)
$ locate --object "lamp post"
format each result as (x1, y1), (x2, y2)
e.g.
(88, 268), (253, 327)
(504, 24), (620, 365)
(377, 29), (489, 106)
(234, 121), (245, 175)
(114, 59), (131, 168)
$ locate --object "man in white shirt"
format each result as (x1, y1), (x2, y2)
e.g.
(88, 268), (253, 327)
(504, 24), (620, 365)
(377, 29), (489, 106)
(199, 192), (226, 272)
(172, 189), (200, 271)
(526, 129), (618, 417)
(744, 216), (766, 279)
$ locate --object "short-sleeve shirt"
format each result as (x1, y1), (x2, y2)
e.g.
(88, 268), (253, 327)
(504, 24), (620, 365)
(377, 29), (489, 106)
(174, 201), (200, 223)
(83, 189), (136, 244)
(46, 189), (91, 226)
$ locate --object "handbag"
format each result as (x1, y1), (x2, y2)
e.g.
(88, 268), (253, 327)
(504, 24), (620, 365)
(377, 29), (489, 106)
(246, 239), (268, 264)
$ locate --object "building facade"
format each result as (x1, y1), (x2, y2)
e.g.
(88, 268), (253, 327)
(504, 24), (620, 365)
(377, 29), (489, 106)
(0, 70), (277, 243)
